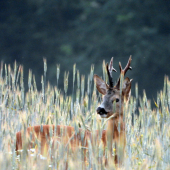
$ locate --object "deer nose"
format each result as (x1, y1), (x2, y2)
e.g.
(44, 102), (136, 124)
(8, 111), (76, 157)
(96, 107), (107, 115)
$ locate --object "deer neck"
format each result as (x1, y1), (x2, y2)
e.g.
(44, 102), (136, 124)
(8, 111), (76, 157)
(106, 111), (124, 149)
(107, 117), (115, 137)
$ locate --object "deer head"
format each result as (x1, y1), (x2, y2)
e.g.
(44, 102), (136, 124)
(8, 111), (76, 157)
(94, 56), (132, 118)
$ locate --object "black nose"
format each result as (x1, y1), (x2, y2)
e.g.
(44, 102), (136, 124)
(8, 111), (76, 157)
(96, 107), (107, 115)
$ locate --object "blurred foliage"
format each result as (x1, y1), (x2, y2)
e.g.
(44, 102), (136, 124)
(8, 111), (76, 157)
(0, 0), (170, 101)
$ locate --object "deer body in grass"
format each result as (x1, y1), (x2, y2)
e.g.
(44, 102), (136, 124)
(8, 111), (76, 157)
(16, 57), (132, 164)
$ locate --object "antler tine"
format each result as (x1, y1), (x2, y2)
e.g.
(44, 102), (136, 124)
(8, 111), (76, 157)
(106, 63), (113, 87)
(115, 56), (132, 89)
(118, 55), (132, 75)
(109, 57), (117, 74)
(106, 57), (117, 88)
(123, 55), (132, 75)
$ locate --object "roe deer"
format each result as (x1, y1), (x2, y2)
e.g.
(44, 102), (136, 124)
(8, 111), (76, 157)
(16, 56), (132, 165)
(94, 56), (132, 164)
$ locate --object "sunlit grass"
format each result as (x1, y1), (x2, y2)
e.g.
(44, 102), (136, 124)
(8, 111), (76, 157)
(0, 60), (170, 169)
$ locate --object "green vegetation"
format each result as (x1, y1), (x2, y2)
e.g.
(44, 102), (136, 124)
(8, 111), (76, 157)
(0, 61), (170, 169)
(0, 0), (170, 99)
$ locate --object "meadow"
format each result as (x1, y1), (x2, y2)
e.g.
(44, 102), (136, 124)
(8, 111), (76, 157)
(0, 60), (170, 170)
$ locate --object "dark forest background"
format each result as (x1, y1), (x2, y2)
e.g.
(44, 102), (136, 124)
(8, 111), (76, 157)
(0, 0), (170, 101)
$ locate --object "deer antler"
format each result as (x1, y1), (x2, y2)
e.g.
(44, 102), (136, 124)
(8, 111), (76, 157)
(115, 56), (132, 89)
(106, 57), (117, 88)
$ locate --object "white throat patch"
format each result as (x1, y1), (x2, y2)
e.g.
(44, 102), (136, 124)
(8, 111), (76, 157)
(100, 114), (108, 118)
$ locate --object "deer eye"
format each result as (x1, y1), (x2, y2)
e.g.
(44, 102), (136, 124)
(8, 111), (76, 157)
(116, 98), (119, 102)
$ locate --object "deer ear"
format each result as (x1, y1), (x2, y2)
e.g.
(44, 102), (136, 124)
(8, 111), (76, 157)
(94, 74), (108, 95)
(122, 77), (132, 101)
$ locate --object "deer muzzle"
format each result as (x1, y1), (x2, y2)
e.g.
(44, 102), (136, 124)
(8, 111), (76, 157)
(96, 107), (108, 116)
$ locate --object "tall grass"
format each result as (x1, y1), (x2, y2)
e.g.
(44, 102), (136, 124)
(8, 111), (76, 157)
(0, 61), (170, 169)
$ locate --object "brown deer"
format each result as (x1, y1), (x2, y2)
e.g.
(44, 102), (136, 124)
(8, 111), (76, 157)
(16, 56), (132, 166)
(94, 56), (132, 164)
